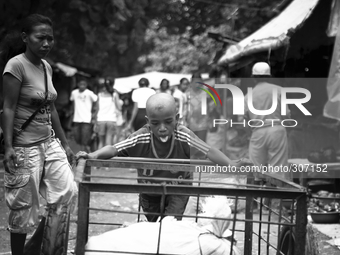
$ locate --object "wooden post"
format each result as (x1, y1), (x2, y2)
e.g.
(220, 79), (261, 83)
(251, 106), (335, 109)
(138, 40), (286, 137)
(244, 176), (254, 254)
(74, 159), (91, 254)
(75, 183), (90, 255)
(84, 160), (92, 182)
(295, 194), (307, 255)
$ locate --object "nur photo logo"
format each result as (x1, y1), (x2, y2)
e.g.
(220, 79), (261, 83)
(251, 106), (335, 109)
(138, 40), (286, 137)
(196, 82), (222, 115)
(198, 82), (312, 128)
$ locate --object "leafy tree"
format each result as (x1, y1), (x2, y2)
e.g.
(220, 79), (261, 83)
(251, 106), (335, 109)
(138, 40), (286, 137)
(140, 0), (289, 73)
(0, 0), (289, 77)
(0, 0), (153, 76)
(139, 23), (227, 73)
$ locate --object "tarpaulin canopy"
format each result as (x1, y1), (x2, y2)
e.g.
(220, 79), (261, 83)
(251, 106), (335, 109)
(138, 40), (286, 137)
(54, 62), (101, 77)
(327, 0), (340, 37)
(324, 0), (340, 121)
(46, 58), (101, 78)
(114, 71), (209, 94)
(55, 62), (78, 77)
(217, 0), (320, 65)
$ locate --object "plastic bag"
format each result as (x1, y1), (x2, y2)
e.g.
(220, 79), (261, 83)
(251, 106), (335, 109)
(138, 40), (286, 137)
(85, 196), (240, 255)
(85, 220), (240, 255)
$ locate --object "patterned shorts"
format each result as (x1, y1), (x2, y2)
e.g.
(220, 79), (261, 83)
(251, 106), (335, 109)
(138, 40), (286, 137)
(4, 138), (78, 234)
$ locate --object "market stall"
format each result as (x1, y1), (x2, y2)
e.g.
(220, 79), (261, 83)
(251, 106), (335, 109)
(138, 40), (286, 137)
(216, 0), (340, 185)
(216, 0), (340, 250)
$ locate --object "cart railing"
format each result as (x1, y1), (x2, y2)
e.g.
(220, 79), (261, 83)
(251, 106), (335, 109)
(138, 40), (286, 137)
(74, 158), (307, 255)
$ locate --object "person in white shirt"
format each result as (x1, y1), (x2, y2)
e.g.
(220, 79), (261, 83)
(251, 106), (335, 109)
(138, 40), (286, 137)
(173, 78), (189, 125)
(244, 62), (290, 180)
(70, 78), (98, 152)
(94, 77), (124, 149)
(126, 78), (156, 131)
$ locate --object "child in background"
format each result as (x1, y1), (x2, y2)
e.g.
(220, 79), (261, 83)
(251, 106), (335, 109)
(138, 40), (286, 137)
(76, 93), (252, 222)
(126, 78), (156, 132)
(94, 77), (123, 149)
(70, 78), (98, 152)
(173, 77), (189, 125)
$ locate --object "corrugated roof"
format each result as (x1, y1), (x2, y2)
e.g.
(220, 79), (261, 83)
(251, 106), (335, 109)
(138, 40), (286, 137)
(218, 0), (320, 65)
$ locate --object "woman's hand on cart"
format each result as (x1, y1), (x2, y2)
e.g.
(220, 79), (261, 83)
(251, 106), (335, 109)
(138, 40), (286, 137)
(64, 145), (76, 165)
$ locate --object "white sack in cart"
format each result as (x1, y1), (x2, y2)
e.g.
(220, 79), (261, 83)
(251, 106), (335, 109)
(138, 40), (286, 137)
(85, 196), (240, 255)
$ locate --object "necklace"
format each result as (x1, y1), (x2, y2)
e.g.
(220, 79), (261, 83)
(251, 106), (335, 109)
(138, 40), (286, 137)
(150, 132), (175, 159)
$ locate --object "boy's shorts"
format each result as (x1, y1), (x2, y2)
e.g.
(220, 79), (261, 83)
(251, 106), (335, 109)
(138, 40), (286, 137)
(139, 193), (189, 222)
(72, 122), (92, 145)
(96, 121), (116, 136)
(4, 137), (78, 234)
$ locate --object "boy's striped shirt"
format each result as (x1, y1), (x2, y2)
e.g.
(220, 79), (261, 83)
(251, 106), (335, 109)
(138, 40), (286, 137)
(115, 124), (211, 184)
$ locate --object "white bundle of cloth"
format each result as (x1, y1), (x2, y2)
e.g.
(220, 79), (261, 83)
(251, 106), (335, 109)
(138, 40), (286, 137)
(85, 196), (240, 255)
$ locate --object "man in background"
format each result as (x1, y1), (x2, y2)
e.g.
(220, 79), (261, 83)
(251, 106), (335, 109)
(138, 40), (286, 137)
(244, 62), (291, 181)
(185, 73), (211, 144)
(70, 77), (98, 152)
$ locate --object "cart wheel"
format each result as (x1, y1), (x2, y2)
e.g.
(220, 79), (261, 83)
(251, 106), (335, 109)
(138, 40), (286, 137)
(279, 226), (295, 255)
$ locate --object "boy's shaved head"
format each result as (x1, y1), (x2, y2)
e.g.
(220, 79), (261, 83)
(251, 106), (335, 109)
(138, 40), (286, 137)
(146, 93), (179, 143)
(146, 93), (177, 116)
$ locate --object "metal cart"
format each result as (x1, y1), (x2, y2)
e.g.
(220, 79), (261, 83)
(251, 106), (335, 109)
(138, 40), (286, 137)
(74, 157), (307, 255)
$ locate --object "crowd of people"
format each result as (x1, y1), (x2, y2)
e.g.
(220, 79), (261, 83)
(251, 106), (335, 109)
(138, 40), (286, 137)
(69, 71), (217, 154)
